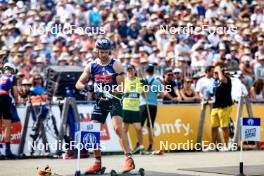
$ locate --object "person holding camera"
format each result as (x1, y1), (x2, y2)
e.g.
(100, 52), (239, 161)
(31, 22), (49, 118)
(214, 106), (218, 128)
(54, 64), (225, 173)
(207, 66), (233, 151)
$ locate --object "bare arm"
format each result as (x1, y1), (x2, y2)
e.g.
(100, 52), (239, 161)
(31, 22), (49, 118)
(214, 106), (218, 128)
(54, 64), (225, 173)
(164, 91), (174, 100)
(174, 87), (182, 101)
(195, 91), (202, 100)
(215, 66), (227, 84)
(12, 86), (19, 106)
(76, 63), (91, 90)
(113, 60), (125, 92)
(250, 87), (256, 99)
(239, 64), (254, 75)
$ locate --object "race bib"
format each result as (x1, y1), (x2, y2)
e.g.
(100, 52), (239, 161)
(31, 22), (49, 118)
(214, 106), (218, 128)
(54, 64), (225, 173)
(123, 97), (140, 111)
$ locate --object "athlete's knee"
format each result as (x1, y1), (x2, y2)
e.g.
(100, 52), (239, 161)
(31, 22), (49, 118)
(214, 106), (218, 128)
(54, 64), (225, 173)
(113, 125), (123, 137)
(123, 125), (129, 133)
(134, 125), (142, 134)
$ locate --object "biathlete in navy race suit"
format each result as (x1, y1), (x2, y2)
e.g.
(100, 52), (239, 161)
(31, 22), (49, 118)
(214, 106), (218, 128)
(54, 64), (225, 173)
(76, 37), (135, 174)
(0, 63), (18, 158)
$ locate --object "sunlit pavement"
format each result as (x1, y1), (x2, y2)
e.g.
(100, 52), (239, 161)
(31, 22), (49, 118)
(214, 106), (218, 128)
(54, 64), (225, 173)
(0, 151), (263, 176)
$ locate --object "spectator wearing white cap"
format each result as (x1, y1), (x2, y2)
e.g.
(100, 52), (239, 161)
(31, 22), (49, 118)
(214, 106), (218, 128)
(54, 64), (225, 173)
(39, 38), (52, 62)
(18, 78), (32, 103)
(56, 1), (75, 24)
(174, 38), (191, 64)
(131, 2), (143, 19)
(162, 68), (182, 103)
(213, 43), (227, 67)
(239, 49), (254, 87)
(226, 46), (240, 71)
(155, 29), (168, 54)
(164, 36), (177, 56)
(2, 0), (17, 19)
(187, 0), (199, 15)
(148, 45), (160, 64)
(203, 44), (215, 66)
(191, 44), (207, 67)
(205, 4), (217, 19)
(117, 14), (128, 41)
(68, 56), (81, 66)
(173, 68), (184, 90)
(57, 53), (69, 66)
(177, 56), (189, 77)
(251, 6), (263, 25)
(127, 19), (140, 40)
(29, 57), (46, 76)
(139, 46), (148, 63)
(103, 16), (115, 33)
(219, 0), (235, 16)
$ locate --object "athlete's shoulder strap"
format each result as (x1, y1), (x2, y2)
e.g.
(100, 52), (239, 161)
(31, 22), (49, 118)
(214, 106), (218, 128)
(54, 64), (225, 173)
(145, 77), (155, 86)
(109, 58), (116, 65)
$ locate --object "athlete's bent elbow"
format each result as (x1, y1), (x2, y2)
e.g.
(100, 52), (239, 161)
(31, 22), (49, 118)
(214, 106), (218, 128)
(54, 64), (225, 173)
(75, 82), (82, 90)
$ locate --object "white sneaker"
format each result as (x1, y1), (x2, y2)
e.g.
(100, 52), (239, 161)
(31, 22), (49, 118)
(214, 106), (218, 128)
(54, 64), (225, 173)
(219, 146), (230, 152)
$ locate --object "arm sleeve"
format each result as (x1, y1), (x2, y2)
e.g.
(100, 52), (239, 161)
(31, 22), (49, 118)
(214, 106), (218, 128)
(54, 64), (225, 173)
(12, 76), (17, 86)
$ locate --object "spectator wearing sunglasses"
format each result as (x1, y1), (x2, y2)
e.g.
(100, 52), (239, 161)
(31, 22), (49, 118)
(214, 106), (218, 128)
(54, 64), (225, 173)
(173, 68), (184, 89)
(162, 68), (182, 103)
(180, 78), (199, 102)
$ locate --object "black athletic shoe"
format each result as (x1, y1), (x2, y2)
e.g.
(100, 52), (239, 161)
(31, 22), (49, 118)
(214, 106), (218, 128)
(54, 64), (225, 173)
(5, 152), (17, 159)
(0, 153), (4, 160)
(132, 145), (145, 154)
(147, 144), (153, 152)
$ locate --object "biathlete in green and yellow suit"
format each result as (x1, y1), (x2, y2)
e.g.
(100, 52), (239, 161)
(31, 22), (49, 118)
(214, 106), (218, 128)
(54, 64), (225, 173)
(122, 64), (145, 153)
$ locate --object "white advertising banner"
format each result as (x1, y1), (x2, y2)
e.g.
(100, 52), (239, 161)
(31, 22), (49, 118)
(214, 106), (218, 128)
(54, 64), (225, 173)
(0, 104), (122, 156)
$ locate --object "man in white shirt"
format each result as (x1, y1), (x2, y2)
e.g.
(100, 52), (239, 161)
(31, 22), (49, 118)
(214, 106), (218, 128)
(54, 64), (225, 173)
(219, 0), (234, 15)
(251, 6), (263, 25)
(175, 38), (191, 63)
(205, 4), (217, 19)
(195, 66), (215, 100)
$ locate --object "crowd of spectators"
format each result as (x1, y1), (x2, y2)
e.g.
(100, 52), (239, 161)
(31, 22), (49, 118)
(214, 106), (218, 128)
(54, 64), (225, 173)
(0, 0), (264, 103)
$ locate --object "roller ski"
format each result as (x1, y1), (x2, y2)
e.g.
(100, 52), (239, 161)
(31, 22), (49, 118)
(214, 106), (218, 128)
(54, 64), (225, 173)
(139, 149), (164, 155)
(109, 157), (143, 176)
(110, 168), (145, 176)
(151, 149), (164, 155)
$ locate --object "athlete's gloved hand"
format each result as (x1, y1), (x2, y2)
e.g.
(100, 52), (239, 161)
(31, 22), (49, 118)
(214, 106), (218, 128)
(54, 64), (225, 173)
(103, 91), (113, 99)
(94, 89), (104, 97)
(83, 84), (93, 93)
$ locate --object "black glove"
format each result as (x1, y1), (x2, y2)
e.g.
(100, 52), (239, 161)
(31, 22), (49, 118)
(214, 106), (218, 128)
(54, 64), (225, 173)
(83, 84), (93, 92)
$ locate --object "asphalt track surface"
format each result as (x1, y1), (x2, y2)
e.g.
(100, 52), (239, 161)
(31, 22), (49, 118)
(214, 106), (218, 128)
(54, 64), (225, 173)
(0, 151), (263, 176)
